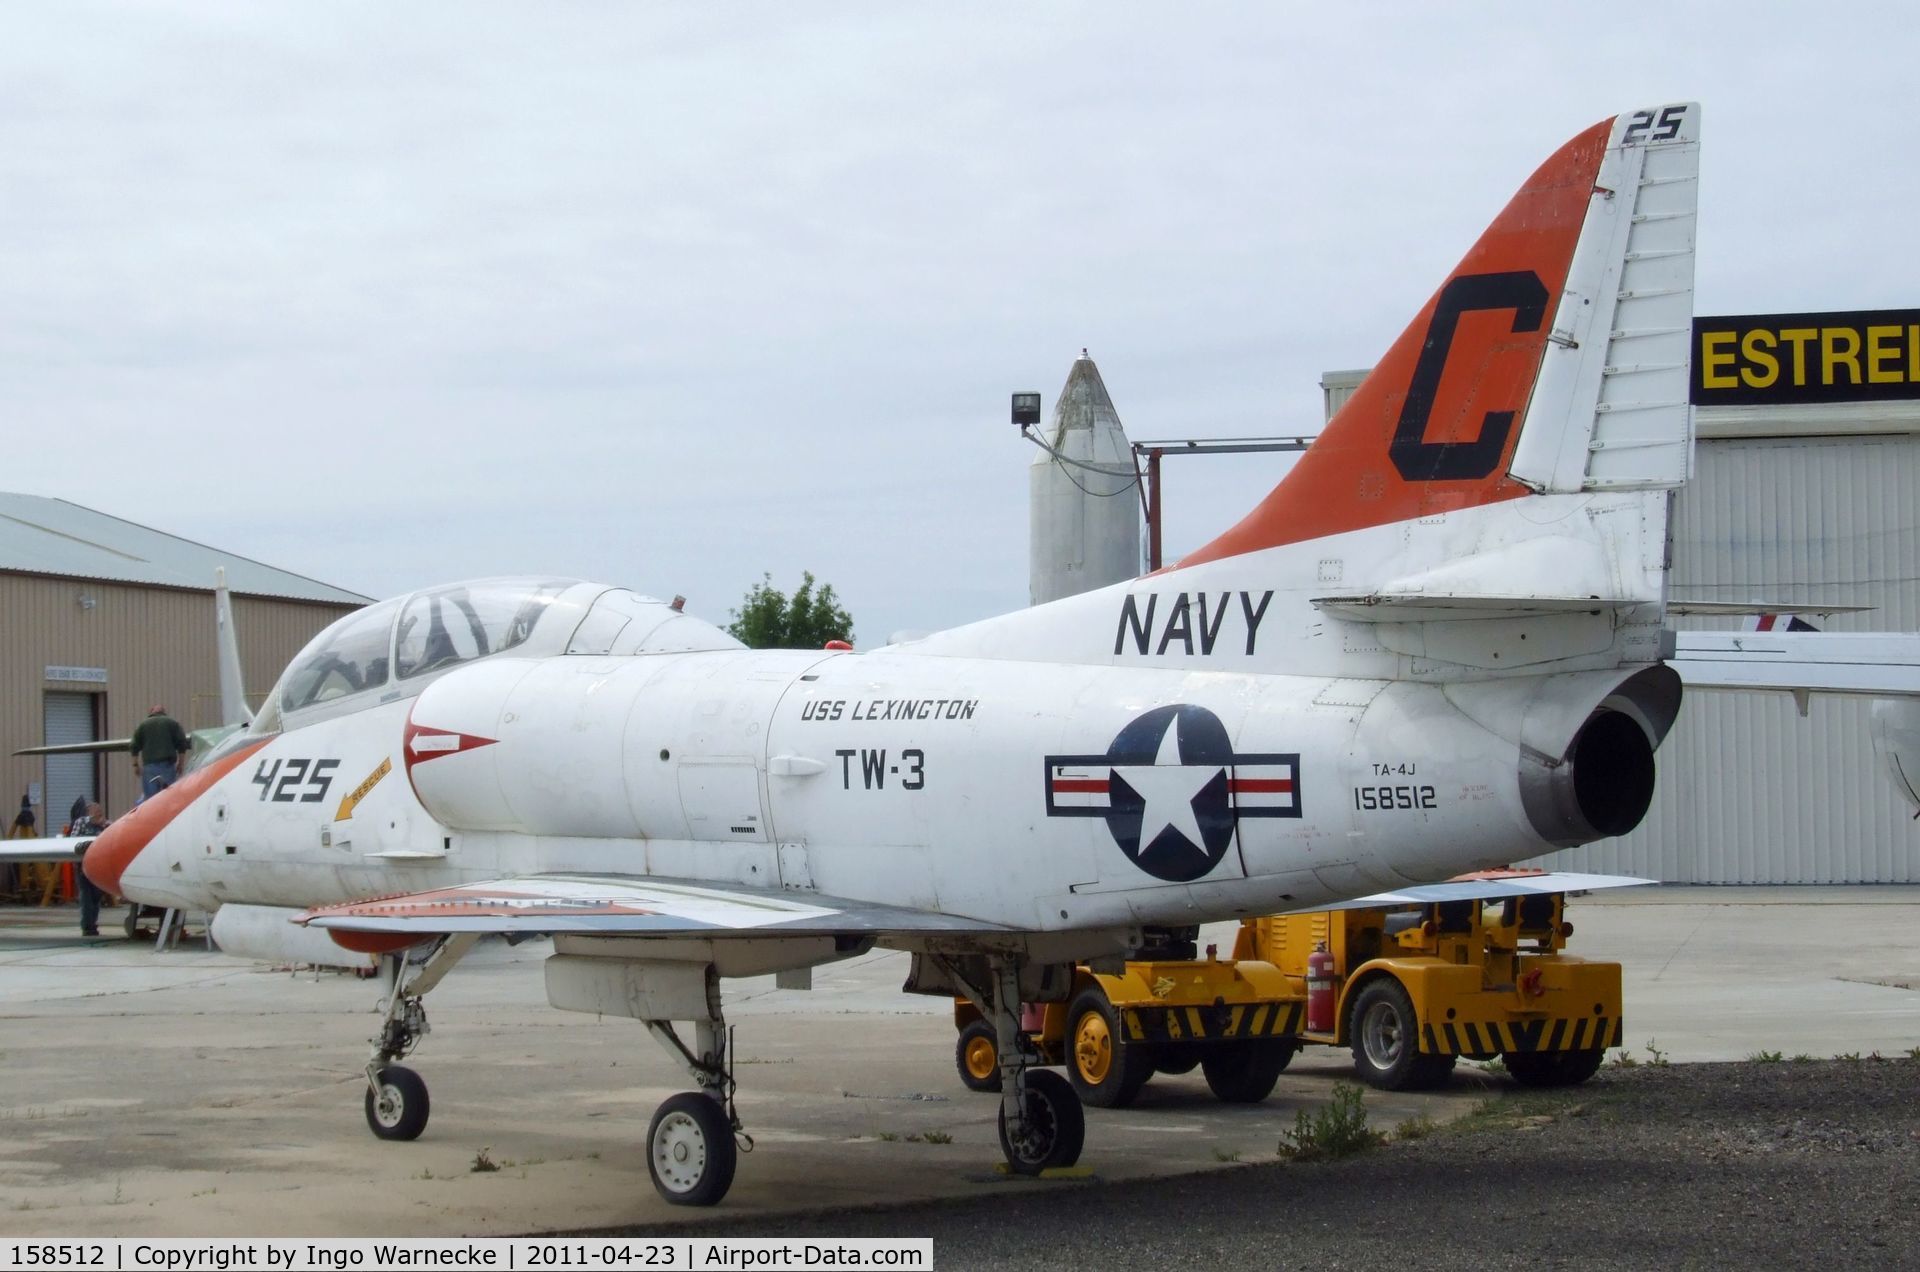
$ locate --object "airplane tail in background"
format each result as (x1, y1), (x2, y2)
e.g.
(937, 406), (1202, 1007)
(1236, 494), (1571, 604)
(214, 567), (253, 727)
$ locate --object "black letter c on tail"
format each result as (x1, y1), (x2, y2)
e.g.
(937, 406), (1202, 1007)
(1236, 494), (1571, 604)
(1389, 270), (1549, 482)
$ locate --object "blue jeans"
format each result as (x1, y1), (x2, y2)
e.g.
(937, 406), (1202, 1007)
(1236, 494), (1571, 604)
(141, 760), (178, 799)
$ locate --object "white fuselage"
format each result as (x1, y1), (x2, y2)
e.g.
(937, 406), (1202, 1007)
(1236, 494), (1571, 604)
(118, 644), (1601, 933)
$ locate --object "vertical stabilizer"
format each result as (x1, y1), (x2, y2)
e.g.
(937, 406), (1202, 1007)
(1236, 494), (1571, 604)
(214, 568), (253, 727)
(1178, 104), (1699, 571)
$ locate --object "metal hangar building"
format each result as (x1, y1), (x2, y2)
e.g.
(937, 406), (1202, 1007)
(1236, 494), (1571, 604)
(0, 493), (368, 833)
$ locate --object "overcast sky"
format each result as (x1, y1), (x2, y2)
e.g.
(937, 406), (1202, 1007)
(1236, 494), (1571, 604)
(3, 4), (1912, 642)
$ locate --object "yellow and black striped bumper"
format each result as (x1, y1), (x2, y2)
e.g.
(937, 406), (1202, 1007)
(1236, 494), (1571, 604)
(1422, 1015), (1623, 1056)
(1119, 1000), (1303, 1045)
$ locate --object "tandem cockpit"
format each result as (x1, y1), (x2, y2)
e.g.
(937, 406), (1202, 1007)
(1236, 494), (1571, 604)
(240, 578), (743, 741)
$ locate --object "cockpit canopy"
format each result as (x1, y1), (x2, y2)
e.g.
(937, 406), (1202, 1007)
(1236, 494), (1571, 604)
(253, 577), (740, 733)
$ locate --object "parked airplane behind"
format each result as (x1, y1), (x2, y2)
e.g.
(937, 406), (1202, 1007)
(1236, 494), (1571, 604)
(85, 103), (1701, 1207)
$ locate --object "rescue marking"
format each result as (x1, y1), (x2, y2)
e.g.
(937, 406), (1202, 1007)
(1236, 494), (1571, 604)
(335, 757), (393, 821)
(1044, 704), (1301, 884)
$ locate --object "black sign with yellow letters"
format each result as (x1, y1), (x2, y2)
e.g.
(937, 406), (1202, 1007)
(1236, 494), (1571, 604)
(1692, 310), (1920, 406)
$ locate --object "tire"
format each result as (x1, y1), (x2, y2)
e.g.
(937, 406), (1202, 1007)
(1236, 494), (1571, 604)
(1201, 1039), (1297, 1104)
(1506, 1047), (1606, 1088)
(956, 1019), (1002, 1093)
(364, 1065), (430, 1141)
(647, 1092), (738, 1207)
(1065, 988), (1151, 1108)
(1155, 1050), (1200, 1076)
(1349, 980), (1450, 1091)
(996, 1069), (1085, 1175)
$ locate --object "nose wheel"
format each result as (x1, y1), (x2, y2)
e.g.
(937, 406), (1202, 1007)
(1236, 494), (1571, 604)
(365, 1064), (430, 1140)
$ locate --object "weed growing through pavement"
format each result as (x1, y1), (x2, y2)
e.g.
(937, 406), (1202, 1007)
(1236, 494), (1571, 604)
(1908, 1046), (1920, 1061)
(1748, 1050), (1783, 1063)
(470, 1148), (499, 1173)
(1211, 1147), (1241, 1163)
(1609, 1049), (1638, 1069)
(1835, 1052), (1862, 1063)
(1278, 1082), (1383, 1162)
(1393, 1113), (1438, 1142)
(876, 1131), (898, 1142)
(1643, 1039), (1669, 1066)
(1791, 1054), (1817, 1063)
(919, 1130), (953, 1145)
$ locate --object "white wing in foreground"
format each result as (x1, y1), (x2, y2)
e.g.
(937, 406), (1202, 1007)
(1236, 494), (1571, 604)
(298, 874), (1012, 938)
(1670, 632), (1920, 697)
(1302, 872), (1655, 912)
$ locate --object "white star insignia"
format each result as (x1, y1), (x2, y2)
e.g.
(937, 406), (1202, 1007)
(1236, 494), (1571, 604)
(1111, 714), (1221, 861)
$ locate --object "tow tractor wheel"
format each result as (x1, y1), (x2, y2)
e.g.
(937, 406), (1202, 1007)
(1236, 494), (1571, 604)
(1155, 1050), (1199, 1076)
(1505, 1047), (1606, 1088)
(364, 1064), (430, 1141)
(1349, 980), (1453, 1091)
(956, 1019), (1003, 1093)
(1065, 988), (1151, 1109)
(996, 1069), (1085, 1176)
(1201, 1039), (1296, 1104)
(647, 1092), (738, 1207)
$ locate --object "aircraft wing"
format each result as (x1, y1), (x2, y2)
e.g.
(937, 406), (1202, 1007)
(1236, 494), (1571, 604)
(298, 874), (1014, 938)
(0, 835), (97, 865)
(1300, 872), (1655, 912)
(1669, 632), (1920, 698)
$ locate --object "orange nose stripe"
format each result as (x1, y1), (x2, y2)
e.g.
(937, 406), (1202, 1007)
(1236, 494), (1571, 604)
(85, 740), (272, 895)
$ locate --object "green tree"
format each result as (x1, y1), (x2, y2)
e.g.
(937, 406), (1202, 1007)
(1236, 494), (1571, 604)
(727, 571), (856, 649)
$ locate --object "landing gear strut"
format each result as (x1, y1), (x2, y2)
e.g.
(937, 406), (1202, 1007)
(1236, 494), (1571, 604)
(953, 956), (1086, 1176)
(360, 934), (477, 1142)
(639, 965), (750, 1207)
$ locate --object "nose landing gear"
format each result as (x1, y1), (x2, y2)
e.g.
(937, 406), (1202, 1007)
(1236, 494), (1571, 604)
(358, 934), (477, 1143)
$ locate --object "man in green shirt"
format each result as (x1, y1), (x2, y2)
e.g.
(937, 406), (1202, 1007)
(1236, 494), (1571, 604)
(130, 705), (190, 799)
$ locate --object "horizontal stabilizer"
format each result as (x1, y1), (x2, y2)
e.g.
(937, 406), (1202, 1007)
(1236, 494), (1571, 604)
(299, 873), (1013, 938)
(13, 738), (131, 758)
(1670, 632), (1920, 698)
(0, 835), (97, 865)
(1300, 871), (1655, 912)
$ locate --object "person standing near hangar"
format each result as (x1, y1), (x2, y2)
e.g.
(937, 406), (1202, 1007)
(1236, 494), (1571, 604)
(129, 706), (188, 799)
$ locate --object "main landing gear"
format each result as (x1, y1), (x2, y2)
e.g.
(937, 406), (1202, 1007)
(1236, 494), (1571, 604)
(949, 956), (1086, 1176)
(360, 934), (477, 1143)
(636, 967), (752, 1208)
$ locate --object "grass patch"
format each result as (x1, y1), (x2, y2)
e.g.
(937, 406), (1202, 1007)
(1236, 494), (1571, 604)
(1747, 1050), (1783, 1064)
(1211, 1146), (1241, 1163)
(1278, 1082), (1384, 1163)
(919, 1130), (953, 1145)
(470, 1147), (499, 1174)
(1393, 1113), (1438, 1142)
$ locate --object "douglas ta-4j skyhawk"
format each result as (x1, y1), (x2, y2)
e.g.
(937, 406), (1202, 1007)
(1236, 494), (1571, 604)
(89, 104), (1703, 1206)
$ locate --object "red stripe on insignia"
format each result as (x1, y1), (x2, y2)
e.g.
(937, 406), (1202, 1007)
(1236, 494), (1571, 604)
(1052, 779), (1110, 794)
(1230, 778), (1294, 793)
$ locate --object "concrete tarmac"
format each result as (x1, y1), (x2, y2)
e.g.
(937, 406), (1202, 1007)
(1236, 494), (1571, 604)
(1, 886), (1915, 1237)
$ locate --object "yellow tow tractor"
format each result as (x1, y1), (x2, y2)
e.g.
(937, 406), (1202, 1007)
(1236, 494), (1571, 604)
(951, 872), (1630, 1101)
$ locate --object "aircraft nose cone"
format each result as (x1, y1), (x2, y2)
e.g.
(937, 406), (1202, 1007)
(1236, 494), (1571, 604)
(84, 739), (271, 897)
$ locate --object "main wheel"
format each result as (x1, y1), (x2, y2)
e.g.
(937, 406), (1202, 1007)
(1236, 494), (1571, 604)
(1155, 1050), (1200, 1076)
(956, 1019), (1002, 1093)
(996, 1069), (1085, 1175)
(1201, 1039), (1296, 1103)
(1065, 988), (1151, 1108)
(1349, 981), (1452, 1091)
(1506, 1047), (1606, 1088)
(364, 1065), (430, 1141)
(647, 1092), (738, 1207)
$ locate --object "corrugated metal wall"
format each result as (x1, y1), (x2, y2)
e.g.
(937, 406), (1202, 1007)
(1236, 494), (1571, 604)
(0, 574), (360, 824)
(1533, 433), (1920, 882)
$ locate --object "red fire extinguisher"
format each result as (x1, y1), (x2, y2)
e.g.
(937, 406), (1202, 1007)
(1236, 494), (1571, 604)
(1306, 944), (1336, 1033)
